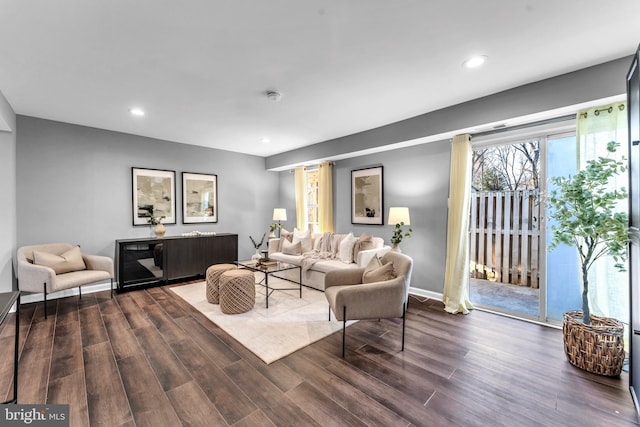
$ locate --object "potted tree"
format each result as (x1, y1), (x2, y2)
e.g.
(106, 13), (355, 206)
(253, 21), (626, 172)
(547, 141), (628, 376)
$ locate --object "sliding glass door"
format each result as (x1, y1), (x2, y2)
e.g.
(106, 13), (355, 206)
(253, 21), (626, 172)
(469, 137), (543, 320)
(471, 124), (629, 327)
(545, 134), (581, 321)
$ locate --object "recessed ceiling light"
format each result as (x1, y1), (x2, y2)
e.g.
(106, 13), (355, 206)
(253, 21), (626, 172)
(463, 55), (487, 69)
(129, 107), (145, 116)
(260, 137), (271, 143)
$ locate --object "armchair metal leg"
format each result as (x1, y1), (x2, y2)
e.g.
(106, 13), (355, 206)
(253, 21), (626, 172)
(328, 306), (331, 321)
(401, 300), (407, 351)
(79, 286), (82, 299)
(110, 279), (114, 299)
(342, 306), (346, 358)
(43, 282), (47, 319)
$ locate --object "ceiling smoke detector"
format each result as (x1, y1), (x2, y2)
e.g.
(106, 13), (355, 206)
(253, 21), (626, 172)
(265, 90), (282, 102)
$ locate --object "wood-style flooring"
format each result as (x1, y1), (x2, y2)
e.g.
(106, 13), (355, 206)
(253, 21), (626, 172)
(0, 283), (638, 426)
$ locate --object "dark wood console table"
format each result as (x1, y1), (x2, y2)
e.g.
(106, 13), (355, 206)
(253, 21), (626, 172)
(0, 291), (20, 404)
(116, 234), (238, 291)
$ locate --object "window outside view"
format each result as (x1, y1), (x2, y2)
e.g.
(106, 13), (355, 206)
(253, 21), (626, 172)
(471, 130), (629, 329)
(470, 140), (541, 318)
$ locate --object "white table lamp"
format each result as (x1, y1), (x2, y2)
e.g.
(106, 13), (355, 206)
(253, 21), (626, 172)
(388, 207), (410, 225)
(273, 208), (287, 237)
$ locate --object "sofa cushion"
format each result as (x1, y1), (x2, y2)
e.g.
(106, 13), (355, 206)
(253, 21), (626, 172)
(33, 245), (87, 274)
(293, 228), (312, 253)
(363, 261), (396, 284)
(338, 232), (357, 263)
(269, 252), (303, 265)
(331, 233), (346, 257)
(363, 254), (382, 273)
(353, 233), (375, 262)
(282, 239), (302, 255)
(311, 259), (361, 274)
(277, 229), (293, 252)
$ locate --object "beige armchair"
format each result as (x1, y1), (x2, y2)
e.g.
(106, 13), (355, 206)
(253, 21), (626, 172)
(17, 243), (114, 318)
(324, 251), (413, 357)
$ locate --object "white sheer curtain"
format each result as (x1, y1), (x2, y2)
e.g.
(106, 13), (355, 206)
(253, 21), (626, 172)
(576, 102), (628, 322)
(294, 166), (307, 231)
(443, 134), (474, 314)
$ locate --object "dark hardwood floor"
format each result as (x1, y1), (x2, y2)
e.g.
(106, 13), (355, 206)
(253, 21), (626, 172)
(1, 283), (638, 426)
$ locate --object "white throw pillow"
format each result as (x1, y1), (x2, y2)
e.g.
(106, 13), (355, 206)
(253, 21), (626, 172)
(293, 228), (310, 239)
(337, 232), (357, 263)
(293, 228), (312, 253)
(331, 234), (346, 257)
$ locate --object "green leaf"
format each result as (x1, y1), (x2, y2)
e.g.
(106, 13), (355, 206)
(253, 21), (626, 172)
(547, 141), (629, 314)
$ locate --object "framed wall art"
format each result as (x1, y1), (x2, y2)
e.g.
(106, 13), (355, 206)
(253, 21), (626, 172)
(182, 172), (218, 223)
(351, 165), (383, 225)
(132, 167), (176, 226)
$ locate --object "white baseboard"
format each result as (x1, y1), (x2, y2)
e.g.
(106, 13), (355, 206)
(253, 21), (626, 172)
(19, 281), (115, 305)
(408, 286), (443, 300)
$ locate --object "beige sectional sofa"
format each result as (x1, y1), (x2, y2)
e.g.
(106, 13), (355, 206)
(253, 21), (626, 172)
(267, 229), (391, 291)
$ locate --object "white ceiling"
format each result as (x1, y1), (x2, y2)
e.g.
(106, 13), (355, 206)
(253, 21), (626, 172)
(1, 1), (639, 157)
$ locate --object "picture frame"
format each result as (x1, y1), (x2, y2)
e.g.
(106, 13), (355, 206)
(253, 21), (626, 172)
(132, 167), (176, 226)
(351, 166), (383, 225)
(182, 172), (218, 223)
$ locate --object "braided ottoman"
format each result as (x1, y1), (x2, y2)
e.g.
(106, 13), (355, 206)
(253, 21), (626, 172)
(205, 263), (236, 304)
(219, 269), (256, 314)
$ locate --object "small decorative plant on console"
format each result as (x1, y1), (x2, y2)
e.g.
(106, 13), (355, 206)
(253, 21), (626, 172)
(146, 212), (166, 238)
(547, 140), (628, 376)
(146, 212), (166, 225)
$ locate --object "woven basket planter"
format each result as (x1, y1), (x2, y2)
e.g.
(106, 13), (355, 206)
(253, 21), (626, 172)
(562, 310), (625, 377)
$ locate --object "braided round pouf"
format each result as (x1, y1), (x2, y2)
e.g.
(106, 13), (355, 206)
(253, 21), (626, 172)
(205, 264), (236, 304)
(219, 269), (256, 314)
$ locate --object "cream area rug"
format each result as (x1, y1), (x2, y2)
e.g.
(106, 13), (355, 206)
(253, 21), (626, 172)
(170, 275), (352, 364)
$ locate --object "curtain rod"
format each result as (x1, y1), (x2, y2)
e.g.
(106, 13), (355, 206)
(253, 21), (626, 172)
(578, 103), (625, 119)
(470, 113), (577, 138)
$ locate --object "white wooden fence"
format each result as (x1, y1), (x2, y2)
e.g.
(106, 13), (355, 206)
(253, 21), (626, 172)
(470, 190), (540, 288)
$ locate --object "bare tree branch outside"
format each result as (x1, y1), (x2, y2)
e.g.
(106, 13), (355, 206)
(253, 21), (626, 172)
(472, 141), (540, 191)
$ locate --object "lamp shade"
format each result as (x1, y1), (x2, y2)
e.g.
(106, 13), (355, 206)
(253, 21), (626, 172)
(273, 208), (287, 221)
(388, 207), (410, 225)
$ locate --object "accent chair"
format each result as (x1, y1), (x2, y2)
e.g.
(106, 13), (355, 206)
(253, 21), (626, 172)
(324, 250), (413, 357)
(17, 243), (114, 318)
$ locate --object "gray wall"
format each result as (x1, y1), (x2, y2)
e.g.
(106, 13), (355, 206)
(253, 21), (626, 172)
(272, 56), (632, 295)
(279, 140), (451, 293)
(10, 55), (633, 296)
(267, 56), (630, 170)
(0, 90), (16, 292)
(16, 116), (280, 263)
